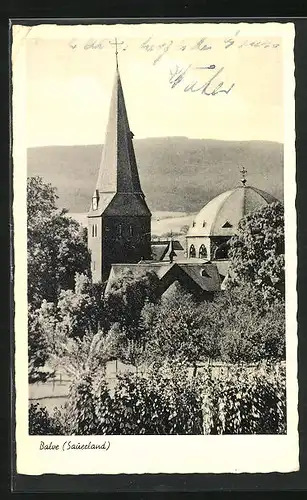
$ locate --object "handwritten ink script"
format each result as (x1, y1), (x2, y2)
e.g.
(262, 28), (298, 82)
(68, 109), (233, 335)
(68, 31), (279, 97)
(39, 440), (111, 451)
(169, 64), (235, 96)
(69, 32), (280, 56)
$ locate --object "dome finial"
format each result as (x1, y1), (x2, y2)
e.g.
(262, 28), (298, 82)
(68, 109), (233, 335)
(240, 166), (247, 187)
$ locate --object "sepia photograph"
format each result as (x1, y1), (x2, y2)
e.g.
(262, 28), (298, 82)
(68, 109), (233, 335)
(12, 22), (298, 475)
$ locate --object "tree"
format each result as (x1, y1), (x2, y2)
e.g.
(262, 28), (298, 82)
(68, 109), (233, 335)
(141, 282), (285, 366)
(28, 305), (54, 383)
(227, 202), (285, 303)
(105, 270), (160, 335)
(202, 283), (285, 363)
(55, 274), (105, 339)
(143, 288), (220, 368)
(27, 176), (91, 307)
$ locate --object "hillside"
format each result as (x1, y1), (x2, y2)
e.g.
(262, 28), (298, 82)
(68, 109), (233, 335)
(27, 137), (283, 213)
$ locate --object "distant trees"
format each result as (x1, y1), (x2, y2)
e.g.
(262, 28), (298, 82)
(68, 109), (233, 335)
(228, 202), (285, 303)
(27, 176), (91, 307)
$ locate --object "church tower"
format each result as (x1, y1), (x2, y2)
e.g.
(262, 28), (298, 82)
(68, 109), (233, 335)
(88, 51), (151, 282)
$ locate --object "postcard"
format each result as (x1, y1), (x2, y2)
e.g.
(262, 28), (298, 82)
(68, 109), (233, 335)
(12, 21), (298, 475)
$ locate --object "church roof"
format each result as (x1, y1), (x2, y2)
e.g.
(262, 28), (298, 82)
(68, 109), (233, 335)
(187, 185), (279, 238)
(151, 240), (185, 261)
(105, 261), (221, 296)
(88, 67), (151, 217)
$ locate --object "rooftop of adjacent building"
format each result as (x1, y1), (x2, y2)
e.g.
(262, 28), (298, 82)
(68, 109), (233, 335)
(187, 180), (280, 238)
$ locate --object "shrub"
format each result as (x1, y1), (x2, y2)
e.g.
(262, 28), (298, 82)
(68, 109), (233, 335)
(29, 362), (286, 436)
(201, 362), (286, 434)
(29, 403), (63, 435)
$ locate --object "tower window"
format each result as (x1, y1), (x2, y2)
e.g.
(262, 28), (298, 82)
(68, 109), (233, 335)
(129, 225), (133, 237)
(199, 244), (207, 259)
(91, 224), (98, 237)
(92, 261), (96, 271)
(202, 221), (206, 227)
(192, 221), (196, 227)
(118, 224), (122, 237)
(189, 244), (196, 258)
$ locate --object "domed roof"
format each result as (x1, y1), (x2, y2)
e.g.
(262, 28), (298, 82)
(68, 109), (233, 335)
(187, 186), (279, 237)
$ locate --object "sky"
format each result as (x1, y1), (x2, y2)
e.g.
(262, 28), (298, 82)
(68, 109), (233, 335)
(19, 24), (285, 147)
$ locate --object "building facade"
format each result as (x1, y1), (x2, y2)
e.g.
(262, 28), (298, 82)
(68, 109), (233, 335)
(186, 183), (280, 263)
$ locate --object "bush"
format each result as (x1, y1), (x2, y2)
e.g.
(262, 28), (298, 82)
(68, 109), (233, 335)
(29, 403), (63, 435)
(109, 365), (203, 434)
(29, 362), (286, 436)
(140, 283), (285, 365)
(201, 362), (286, 434)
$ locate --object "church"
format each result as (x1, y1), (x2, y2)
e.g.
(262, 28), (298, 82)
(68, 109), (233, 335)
(88, 53), (280, 298)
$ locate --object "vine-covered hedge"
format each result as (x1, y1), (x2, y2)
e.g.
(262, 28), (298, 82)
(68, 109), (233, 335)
(29, 362), (286, 435)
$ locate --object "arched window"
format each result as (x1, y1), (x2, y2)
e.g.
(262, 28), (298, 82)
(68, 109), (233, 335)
(189, 244), (196, 258)
(199, 244), (207, 259)
(129, 225), (133, 237)
(118, 224), (122, 237)
(214, 242), (229, 260)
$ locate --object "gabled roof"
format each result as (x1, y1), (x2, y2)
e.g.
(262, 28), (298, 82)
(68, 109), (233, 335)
(151, 240), (185, 262)
(105, 261), (221, 296)
(177, 262), (221, 292)
(88, 68), (151, 217)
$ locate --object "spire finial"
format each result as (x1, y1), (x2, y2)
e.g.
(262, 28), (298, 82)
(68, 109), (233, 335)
(240, 166), (247, 187)
(109, 37), (124, 70)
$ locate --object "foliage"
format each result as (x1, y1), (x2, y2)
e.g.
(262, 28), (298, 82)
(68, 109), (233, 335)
(202, 284), (286, 363)
(228, 202), (285, 303)
(29, 403), (63, 435)
(32, 273), (106, 367)
(28, 306), (54, 383)
(29, 361), (286, 436)
(27, 176), (91, 307)
(49, 330), (109, 380)
(142, 289), (219, 366)
(105, 270), (160, 335)
(201, 362), (286, 434)
(141, 283), (285, 365)
(55, 274), (106, 339)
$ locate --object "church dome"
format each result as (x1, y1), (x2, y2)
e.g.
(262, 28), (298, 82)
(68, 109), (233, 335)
(187, 186), (279, 238)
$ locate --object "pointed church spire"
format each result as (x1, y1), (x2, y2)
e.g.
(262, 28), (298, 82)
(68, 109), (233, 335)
(93, 44), (144, 204)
